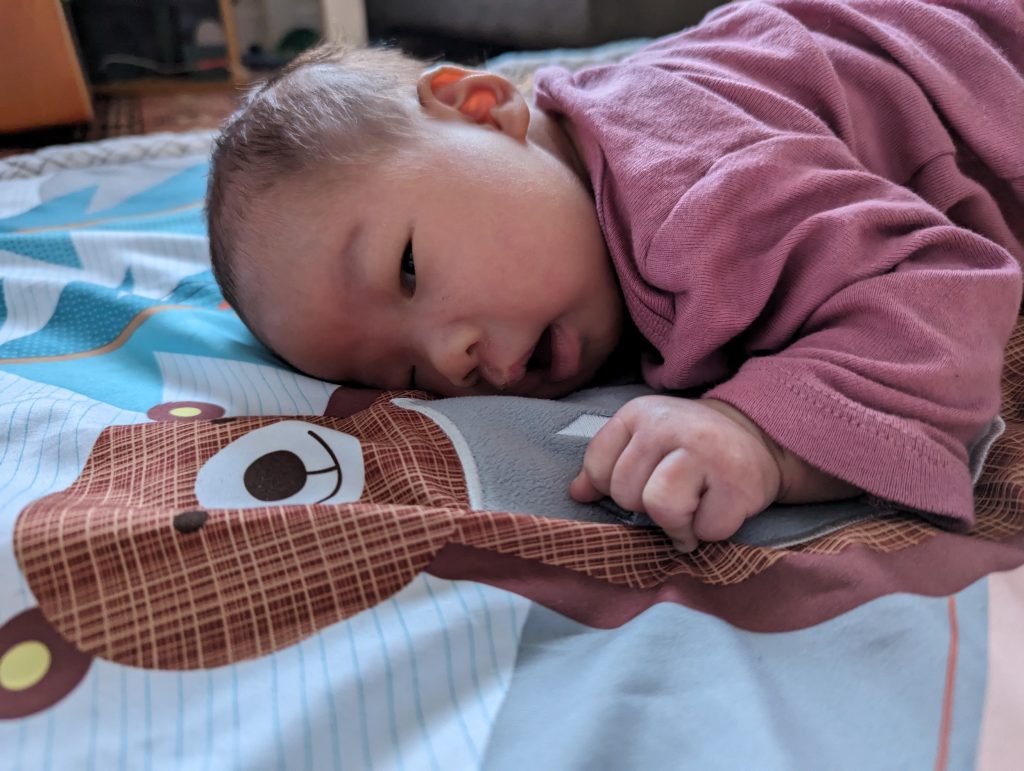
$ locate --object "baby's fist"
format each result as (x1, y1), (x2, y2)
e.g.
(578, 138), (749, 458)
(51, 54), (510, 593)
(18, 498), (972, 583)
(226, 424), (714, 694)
(570, 396), (783, 552)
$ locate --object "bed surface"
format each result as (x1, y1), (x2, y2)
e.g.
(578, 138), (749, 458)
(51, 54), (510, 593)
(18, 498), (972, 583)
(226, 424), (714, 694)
(3, 93), (1024, 769)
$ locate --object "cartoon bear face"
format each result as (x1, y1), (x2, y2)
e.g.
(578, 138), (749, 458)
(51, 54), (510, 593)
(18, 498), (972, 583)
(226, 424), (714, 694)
(15, 392), (485, 670)
(13, 388), (682, 672)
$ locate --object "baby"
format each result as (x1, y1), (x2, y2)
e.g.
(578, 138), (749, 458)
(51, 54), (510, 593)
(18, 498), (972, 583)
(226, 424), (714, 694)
(207, 0), (1024, 551)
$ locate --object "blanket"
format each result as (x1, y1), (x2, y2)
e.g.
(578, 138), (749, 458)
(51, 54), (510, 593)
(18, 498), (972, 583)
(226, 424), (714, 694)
(3, 115), (1024, 770)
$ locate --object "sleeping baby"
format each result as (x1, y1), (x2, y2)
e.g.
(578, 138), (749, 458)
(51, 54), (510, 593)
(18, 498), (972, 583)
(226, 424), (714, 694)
(206, 0), (1024, 552)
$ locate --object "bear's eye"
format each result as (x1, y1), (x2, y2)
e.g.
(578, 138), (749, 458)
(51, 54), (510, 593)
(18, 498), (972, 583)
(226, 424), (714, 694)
(194, 420), (365, 509)
(244, 450), (323, 501)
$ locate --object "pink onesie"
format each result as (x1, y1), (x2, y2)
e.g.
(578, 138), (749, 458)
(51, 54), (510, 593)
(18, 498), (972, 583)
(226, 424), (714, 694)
(534, 0), (1024, 526)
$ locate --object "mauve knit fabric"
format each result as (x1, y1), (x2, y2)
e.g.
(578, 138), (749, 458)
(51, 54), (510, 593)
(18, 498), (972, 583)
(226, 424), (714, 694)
(534, 0), (1024, 526)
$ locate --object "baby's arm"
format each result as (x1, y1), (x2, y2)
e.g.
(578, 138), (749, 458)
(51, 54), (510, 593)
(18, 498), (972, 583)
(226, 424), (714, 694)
(570, 395), (858, 551)
(638, 134), (1020, 528)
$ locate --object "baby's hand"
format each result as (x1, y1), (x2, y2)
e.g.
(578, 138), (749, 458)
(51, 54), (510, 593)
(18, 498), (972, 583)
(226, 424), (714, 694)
(570, 396), (784, 552)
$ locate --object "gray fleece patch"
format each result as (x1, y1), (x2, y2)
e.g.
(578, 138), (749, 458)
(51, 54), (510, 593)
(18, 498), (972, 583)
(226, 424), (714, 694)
(393, 387), (1001, 549)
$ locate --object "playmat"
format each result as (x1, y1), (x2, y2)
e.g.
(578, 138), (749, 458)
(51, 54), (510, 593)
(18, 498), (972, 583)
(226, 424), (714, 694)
(2, 77), (1024, 771)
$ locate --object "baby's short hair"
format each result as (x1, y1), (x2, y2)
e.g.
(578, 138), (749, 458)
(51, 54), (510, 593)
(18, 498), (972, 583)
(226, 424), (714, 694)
(206, 45), (425, 322)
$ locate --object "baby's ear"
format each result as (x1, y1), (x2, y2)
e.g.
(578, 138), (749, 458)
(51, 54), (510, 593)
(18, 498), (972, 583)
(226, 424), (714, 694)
(417, 66), (529, 141)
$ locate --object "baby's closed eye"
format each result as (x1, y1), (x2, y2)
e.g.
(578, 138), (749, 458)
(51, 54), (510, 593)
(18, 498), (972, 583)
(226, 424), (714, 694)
(400, 240), (416, 294)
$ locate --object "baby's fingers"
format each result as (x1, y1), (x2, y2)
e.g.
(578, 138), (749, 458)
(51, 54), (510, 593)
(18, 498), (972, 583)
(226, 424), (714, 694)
(569, 471), (603, 502)
(642, 449), (704, 552)
(570, 416), (633, 503)
(693, 480), (760, 543)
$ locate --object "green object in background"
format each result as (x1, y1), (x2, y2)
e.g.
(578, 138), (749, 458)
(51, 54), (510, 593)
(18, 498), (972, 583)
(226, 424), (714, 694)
(277, 28), (321, 60)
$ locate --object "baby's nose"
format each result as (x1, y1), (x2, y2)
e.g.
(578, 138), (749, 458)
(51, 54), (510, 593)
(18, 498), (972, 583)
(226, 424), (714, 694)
(426, 324), (481, 389)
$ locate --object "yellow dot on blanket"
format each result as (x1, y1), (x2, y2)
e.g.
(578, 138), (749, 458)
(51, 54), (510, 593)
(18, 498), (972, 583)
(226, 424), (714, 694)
(169, 406), (203, 418)
(0, 641), (51, 691)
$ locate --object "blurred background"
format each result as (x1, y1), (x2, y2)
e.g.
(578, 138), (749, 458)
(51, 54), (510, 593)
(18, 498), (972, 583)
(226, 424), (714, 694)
(0, 0), (728, 157)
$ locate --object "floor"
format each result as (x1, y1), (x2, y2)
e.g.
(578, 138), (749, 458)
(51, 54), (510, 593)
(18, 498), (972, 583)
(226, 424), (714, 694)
(0, 88), (242, 159)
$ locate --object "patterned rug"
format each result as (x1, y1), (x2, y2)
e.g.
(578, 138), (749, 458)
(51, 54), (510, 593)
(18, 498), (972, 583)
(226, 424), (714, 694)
(0, 90), (239, 159)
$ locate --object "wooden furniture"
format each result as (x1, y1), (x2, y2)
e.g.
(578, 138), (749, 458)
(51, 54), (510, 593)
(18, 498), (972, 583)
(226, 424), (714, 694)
(0, 0), (94, 133)
(0, 0), (368, 135)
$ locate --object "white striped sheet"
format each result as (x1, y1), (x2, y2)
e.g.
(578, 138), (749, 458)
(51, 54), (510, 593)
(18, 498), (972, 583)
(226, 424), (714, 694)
(69, 230), (210, 299)
(41, 157), (195, 215)
(0, 175), (43, 219)
(0, 230), (208, 347)
(0, 252), (75, 347)
(0, 574), (531, 771)
(154, 352), (336, 417)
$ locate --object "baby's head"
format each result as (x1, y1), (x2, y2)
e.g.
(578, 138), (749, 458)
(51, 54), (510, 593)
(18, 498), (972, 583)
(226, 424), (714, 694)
(207, 45), (624, 398)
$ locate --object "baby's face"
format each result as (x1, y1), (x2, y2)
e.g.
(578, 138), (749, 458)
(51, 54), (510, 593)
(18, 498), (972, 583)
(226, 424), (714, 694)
(241, 111), (624, 398)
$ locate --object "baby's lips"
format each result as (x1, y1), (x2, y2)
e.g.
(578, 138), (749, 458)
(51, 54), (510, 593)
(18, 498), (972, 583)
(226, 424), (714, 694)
(479, 358), (526, 390)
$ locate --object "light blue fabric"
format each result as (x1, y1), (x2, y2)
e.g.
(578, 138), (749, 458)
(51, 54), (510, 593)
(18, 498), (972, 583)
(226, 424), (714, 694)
(484, 581), (988, 770)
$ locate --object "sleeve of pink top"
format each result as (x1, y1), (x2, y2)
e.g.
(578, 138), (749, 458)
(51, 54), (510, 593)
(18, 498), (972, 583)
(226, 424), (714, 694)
(650, 135), (1023, 528)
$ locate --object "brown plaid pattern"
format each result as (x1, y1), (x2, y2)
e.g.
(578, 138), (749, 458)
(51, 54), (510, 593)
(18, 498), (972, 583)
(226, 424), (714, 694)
(16, 319), (1024, 669)
(16, 401), (471, 669)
